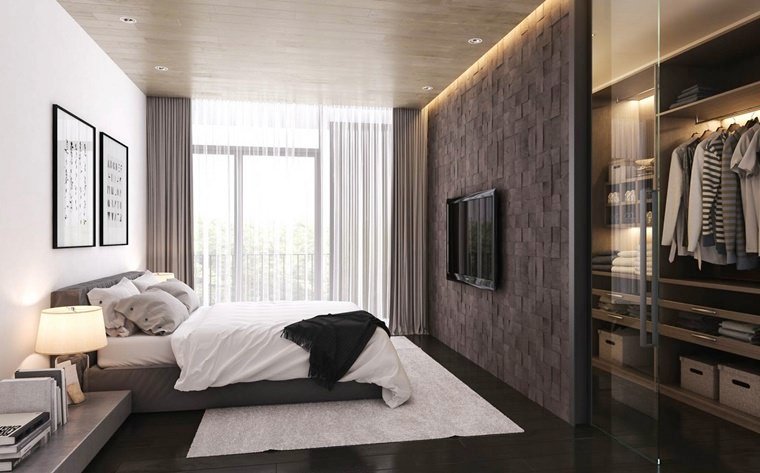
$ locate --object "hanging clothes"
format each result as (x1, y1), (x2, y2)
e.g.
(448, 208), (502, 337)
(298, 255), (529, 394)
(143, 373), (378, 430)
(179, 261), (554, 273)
(662, 137), (698, 261)
(700, 131), (727, 250)
(688, 131), (729, 268)
(734, 124), (760, 256)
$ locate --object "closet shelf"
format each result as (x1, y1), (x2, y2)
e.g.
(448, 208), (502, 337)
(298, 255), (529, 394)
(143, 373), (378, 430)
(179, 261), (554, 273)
(592, 270), (651, 282)
(659, 384), (760, 435)
(659, 324), (760, 361)
(591, 357), (655, 391)
(659, 277), (760, 295)
(658, 80), (760, 122)
(592, 309), (651, 331)
(591, 288), (651, 305)
(659, 299), (760, 325)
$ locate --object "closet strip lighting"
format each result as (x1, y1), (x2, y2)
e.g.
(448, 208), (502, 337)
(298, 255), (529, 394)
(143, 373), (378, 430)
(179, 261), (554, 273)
(696, 104), (760, 125)
(615, 87), (655, 103)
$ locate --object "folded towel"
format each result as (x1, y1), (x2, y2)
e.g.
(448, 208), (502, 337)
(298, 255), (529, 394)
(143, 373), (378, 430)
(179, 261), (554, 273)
(720, 320), (760, 335)
(591, 255), (616, 264)
(592, 264), (613, 271)
(719, 327), (760, 344)
(611, 266), (636, 274)
(612, 257), (646, 267)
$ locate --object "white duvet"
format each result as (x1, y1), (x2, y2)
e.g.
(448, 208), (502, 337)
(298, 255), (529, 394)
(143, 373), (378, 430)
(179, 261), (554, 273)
(170, 301), (411, 408)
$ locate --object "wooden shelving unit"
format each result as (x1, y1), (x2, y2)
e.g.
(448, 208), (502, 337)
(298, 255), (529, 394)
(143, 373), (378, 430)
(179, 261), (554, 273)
(593, 357), (760, 435)
(591, 13), (760, 442)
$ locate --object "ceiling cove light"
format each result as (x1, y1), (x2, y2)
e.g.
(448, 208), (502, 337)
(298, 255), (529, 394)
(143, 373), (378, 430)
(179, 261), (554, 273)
(119, 17), (137, 24)
(422, 86), (434, 91)
(467, 37), (483, 45)
(154, 65), (169, 72)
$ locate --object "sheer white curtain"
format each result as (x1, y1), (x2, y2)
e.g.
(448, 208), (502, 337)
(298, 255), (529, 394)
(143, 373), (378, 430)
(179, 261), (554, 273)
(192, 101), (392, 320)
(323, 106), (392, 319)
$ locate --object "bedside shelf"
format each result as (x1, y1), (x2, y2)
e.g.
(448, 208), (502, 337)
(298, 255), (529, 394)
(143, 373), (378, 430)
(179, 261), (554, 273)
(15, 391), (131, 473)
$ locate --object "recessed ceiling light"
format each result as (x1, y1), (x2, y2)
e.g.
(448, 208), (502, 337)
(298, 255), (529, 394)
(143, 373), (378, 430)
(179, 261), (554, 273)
(119, 17), (137, 24)
(154, 65), (169, 72)
(422, 86), (434, 91)
(467, 37), (483, 45)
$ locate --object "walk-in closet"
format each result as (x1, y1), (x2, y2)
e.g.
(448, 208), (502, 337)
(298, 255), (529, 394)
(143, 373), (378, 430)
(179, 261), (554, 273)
(590, 1), (760, 468)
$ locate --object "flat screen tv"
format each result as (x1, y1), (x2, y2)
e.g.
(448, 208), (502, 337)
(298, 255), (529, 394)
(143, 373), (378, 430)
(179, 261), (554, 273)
(446, 189), (497, 290)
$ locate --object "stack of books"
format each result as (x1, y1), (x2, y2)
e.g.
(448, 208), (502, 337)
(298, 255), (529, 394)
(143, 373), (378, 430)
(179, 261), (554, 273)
(0, 368), (71, 470)
(0, 412), (51, 471)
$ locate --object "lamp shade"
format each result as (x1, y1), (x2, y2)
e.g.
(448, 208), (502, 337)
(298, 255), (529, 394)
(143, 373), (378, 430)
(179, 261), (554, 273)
(35, 306), (107, 355)
(154, 272), (175, 283)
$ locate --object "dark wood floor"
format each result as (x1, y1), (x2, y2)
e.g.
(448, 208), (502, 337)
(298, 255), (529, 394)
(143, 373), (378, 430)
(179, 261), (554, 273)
(85, 336), (760, 473)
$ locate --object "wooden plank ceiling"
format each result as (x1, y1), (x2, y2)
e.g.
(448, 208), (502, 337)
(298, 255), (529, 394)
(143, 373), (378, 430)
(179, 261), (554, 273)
(57, 0), (541, 107)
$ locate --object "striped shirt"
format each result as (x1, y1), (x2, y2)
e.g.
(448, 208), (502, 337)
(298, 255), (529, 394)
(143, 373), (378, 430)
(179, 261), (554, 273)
(701, 132), (726, 248)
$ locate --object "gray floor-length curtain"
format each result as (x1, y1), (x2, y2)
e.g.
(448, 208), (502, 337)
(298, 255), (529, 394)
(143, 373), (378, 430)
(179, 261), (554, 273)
(146, 97), (194, 286)
(389, 108), (428, 335)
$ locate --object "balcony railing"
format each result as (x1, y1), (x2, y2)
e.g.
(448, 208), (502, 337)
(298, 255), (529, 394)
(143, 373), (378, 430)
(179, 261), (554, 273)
(194, 252), (329, 304)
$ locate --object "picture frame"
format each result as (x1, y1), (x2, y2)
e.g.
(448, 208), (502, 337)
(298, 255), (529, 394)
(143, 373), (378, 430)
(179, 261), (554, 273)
(99, 132), (129, 246)
(53, 105), (96, 249)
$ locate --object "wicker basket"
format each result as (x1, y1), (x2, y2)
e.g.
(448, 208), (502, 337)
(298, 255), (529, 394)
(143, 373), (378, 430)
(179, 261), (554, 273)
(680, 356), (719, 400)
(719, 364), (760, 418)
(598, 329), (653, 368)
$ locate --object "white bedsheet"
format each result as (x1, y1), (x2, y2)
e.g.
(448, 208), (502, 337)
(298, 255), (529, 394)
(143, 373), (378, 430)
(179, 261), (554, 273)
(98, 333), (176, 368)
(171, 301), (411, 408)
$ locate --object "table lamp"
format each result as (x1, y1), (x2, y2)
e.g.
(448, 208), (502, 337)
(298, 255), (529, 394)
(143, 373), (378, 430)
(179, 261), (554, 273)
(35, 306), (107, 403)
(154, 272), (175, 283)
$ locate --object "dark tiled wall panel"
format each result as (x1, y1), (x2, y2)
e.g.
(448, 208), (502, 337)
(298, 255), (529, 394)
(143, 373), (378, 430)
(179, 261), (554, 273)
(426, 0), (571, 421)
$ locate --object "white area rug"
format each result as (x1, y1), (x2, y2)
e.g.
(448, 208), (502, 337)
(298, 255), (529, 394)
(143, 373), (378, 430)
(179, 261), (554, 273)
(187, 337), (523, 457)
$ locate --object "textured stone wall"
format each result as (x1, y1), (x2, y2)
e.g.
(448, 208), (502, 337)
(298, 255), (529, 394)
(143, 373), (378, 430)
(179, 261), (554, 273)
(425, 0), (571, 421)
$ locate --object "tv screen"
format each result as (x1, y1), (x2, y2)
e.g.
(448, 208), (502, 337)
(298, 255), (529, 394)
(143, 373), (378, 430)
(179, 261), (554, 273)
(446, 189), (497, 290)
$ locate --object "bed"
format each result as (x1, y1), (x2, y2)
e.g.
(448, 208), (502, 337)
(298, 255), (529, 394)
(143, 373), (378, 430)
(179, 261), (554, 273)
(51, 272), (410, 413)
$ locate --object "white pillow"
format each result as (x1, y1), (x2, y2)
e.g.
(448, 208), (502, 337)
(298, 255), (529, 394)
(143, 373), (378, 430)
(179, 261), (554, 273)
(87, 277), (140, 337)
(133, 270), (162, 292)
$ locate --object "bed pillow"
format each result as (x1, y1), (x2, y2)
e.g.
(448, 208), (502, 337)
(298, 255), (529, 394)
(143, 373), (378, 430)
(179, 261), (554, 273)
(87, 277), (140, 337)
(114, 291), (190, 335)
(133, 270), (162, 292)
(147, 280), (200, 313)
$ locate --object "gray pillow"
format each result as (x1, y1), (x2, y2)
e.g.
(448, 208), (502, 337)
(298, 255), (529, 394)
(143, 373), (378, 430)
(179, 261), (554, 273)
(87, 277), (140, 337)
(114, 291), (189, 335)
(147, 280), (200, 313)
(132, 270), (162, 292)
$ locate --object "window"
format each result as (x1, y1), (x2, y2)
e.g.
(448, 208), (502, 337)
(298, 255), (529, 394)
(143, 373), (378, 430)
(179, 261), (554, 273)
(192, 101), (392, 319)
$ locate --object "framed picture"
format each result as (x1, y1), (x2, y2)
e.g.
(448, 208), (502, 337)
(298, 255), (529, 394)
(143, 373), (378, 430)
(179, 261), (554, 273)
(100, 132), (128, 246)
(53, 105), (96, 249)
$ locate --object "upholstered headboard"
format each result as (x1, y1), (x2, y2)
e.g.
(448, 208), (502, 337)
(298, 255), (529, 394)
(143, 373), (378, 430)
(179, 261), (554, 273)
(50, 271), (145, 307)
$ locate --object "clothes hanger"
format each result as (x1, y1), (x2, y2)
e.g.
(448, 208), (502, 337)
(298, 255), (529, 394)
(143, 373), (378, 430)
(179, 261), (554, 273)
(699, 128), (712, 140)
(727, 117), (740, 133)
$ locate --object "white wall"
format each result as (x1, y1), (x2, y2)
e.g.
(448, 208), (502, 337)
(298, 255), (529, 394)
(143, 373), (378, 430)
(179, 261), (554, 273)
(0, 0), (147, 377)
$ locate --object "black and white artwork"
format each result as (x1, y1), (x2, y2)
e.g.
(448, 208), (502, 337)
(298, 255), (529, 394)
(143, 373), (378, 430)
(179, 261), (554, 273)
(100, 132), (128, 246)
(53, 105), (96, 249)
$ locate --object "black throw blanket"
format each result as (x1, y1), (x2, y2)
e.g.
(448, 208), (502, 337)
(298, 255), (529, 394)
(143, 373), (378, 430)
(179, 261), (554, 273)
(281, 310), (390, 390)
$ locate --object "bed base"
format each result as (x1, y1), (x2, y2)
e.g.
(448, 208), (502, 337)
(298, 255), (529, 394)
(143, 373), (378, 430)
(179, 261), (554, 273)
(85, 365), (382, 413)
